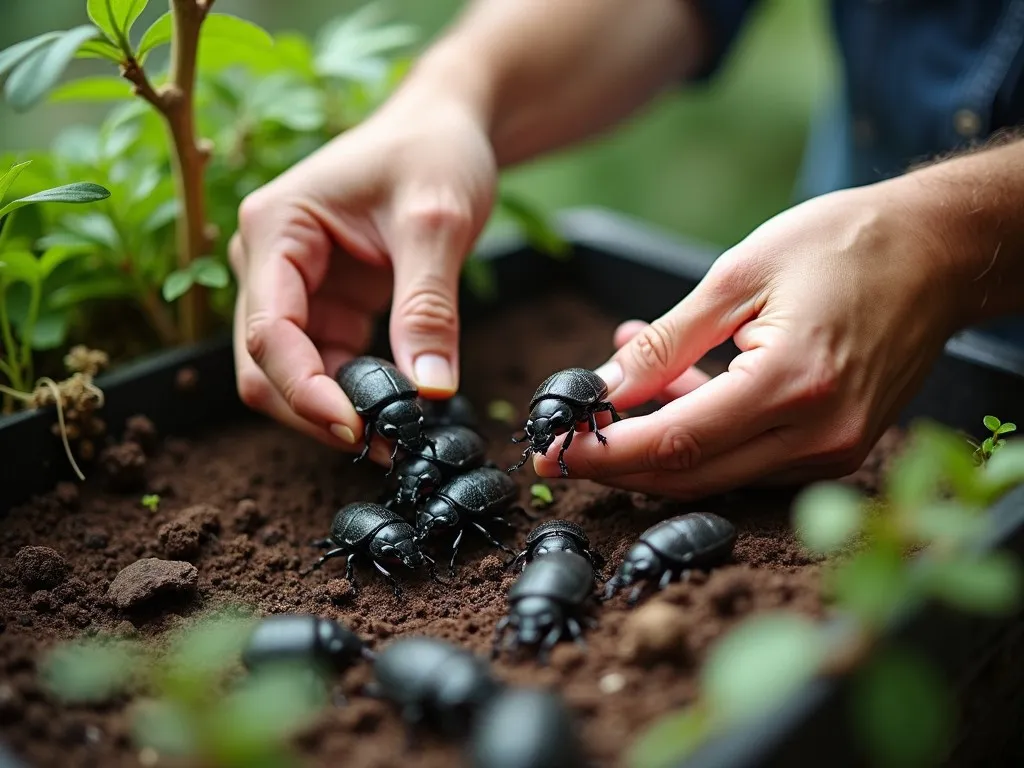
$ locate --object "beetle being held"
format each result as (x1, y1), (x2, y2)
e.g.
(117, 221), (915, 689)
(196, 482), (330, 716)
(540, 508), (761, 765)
(492, 551), (597, 664)
(335, 356), (436, 469)
(603, 512), (737, 605)
(303, 501), (443, 597)
(508, 368), (620, 477)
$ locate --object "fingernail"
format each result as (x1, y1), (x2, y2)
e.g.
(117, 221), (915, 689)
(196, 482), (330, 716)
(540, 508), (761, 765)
(330, 424), (356, 444)
(594, 360), (623, 391)
(414, 354), (456, 396)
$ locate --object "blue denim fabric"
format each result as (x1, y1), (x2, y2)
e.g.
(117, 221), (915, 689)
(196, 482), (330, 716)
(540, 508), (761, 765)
(692, 0), (1024, 345)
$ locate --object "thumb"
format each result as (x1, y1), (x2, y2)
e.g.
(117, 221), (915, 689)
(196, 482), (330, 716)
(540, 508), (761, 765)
(596, 257), (757, 409)
(388, 199), (473, 397)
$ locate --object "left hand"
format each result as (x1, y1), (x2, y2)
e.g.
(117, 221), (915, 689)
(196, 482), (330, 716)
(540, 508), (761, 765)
(531, 181), (964, 498)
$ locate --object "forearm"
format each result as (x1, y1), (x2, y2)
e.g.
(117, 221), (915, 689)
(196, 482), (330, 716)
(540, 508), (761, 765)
(400, 0), (711, 167)
(891, 134), (1024, 330)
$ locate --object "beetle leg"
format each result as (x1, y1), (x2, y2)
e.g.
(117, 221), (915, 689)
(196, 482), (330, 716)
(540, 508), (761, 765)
(309, 538), (334, 549)
(505, 550), (526, 571)
(658, 569), (674, 590)
(448, 528), (465, 577)
(344, 554), (359, 591)
(490, 616), (511, 658)
(420, 551), (448, 586)
(627, 584), (645, 606)
(301, 547), (348, 577)
(566, 617), (587, 650)
(601, 574), (623, 601)
(506, 444), (534, 473)
(355, 419), (374, 463)
(537, 626), (563, 666)
(371, 559), (403, 598)
(594, 400), (621, 422)
(588, 412), (608, 445)
(556, 426), (576, 477)
(471, 521), (516, 556)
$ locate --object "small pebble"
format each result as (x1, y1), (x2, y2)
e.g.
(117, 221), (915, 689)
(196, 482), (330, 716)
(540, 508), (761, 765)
(599, 672), (626, 694)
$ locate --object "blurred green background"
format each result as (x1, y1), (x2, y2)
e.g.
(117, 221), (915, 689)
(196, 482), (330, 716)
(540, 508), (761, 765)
(0, 0), (838, 249)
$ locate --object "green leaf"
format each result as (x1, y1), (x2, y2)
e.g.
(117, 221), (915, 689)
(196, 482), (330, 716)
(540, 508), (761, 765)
(53, 125), (102, 165)
(143, 199), (179, 233)
(4, 26), (102, 111)
(0, 182), (111, 219)
(315, 3), (418, 83)
(30, 311), (69, 350)
(157, 612), (254, 700)
(0, 161), (32, 205)
(40, 639), (139, 703)
(905, 500), (986, 547)
(997, 422), (1017, 436)
(49, 75), (133, 103)
(38, 244), (93, 279)
(498, 190), (570, 258)
(246, 74), (325, 132)
(271, 32), (317, 79)
(76, 39), (124, 62)
(0, 251), (41, 285)
(486, 399), (517, 424)
(530, 483), (554, 508)
(138, 12), (273, 61)
(701, 613), (825, 724)
(48, 273), (137, 310)
(131, 699), (196, 757)
(852, 647), (953, 767)
(920, 551), (1022, 615)
(829, 543), (913, 626)
(626, 709), (711, 768)
(792, 482), (864, 555)
(59, 213), (121, 250)
(980, 441), (1024, 500)
(982, 436), (995, 455)
(0, 32), (63, 80)
(162, 269), (194, 302)
(191, 257), (230, 289)
(983, 415), (1001, 432)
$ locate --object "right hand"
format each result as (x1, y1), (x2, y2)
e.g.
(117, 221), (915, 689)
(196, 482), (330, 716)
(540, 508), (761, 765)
(229, 88), (497, 460)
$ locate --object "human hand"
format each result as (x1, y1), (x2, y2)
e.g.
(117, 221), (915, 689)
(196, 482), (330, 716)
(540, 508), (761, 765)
(531, 182), (963, 497)
(229, 89), (496, 460)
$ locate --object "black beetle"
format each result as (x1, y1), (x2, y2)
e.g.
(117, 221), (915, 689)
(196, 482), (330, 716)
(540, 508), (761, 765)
(603, 512), (737, 604)
(419, 393), (480, 433)
(335, 356), (435, 468)
(384, 425), (489, 509)
(466, 687), (588, 768)
(241, 614), (374, 673)
(507, 368), (620, 477)
(506, 519), (605, 575)
(304, 501), (442, 596)
(415, 466), (533, 575)
(492, 551), (596, 664)
(366, 635), (502, 740)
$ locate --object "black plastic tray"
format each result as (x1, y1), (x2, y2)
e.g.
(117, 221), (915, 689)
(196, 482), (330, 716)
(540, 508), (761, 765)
(2, 207), (1023, 767)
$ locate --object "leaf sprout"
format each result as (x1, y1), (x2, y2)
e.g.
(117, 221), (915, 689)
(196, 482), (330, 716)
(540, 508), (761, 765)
(530, 483), (554, 509)
(141, 494), (160, 512)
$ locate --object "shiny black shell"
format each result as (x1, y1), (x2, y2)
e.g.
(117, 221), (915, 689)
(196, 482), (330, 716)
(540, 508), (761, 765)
(419, 393), (479, 431)
(466, 687), (586, 768)
(330, 502), (412, 546)
(436, 467), (519, 516)
(524, 519), (590, 549)
(637, 512), (737, 567)
(508, 551), (594, 607)
(409, 426), (487, 472)
(335, 356), (417, 415)
(241, 614), (365, 673)
(529, 368), (608, 410)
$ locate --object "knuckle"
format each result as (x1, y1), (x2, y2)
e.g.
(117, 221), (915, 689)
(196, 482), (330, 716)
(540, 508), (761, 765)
(237, 371), (271, 411)
(397, 278), (458, 337)
(227, 233), (245, 275)
(646, 427), (702, 472)
(404, 198), (474, 238)
(244, 311), (274, 365)
(238, 189), (273, 234)
(631, 321), (675, 371)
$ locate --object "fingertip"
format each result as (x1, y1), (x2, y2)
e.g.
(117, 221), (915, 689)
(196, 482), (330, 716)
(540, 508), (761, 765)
(613, 319), (648, 348)
(413, 353), (458, 397)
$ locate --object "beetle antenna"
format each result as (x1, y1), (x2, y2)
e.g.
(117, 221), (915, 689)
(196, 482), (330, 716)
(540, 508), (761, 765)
(506, 446), (533, 473)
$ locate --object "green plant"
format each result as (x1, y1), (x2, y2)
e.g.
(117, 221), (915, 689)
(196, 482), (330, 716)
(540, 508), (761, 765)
(628, 417), (1024, 768)
(967, 414), (1016, 465)
(141, 493), (161, 511)
(40, 609), (328, 767)
(530, 482), (554, 509)
(486, 399), (517, 425)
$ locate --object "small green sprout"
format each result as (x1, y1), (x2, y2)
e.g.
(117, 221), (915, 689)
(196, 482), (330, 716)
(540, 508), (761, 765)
(530, 483), (554, 509)
(967, 414), (1016, 465)
(141, 494), (160, 512)
(487, 399), (517, 424)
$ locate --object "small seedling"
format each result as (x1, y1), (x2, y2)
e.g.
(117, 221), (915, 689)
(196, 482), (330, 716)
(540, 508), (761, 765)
(530, 483), (554, 509)
(487, 399), (517, 425)
(966, 414), (1016, 465)
(141, 494), (161, 512)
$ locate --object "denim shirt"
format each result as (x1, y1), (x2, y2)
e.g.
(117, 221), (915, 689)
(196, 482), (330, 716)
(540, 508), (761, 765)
(694, 0), (1024, 341)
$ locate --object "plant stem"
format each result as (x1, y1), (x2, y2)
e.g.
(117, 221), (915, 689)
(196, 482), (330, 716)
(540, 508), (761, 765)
(19, 280), (40, 387)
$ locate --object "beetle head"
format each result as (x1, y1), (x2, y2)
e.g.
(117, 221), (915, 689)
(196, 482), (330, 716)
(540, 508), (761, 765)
(510, 596), (563, 645)
(619, 543), (661, 584)
(378, 400), (428, 450)
(394, 457), (441, 506)
(525, 399), (574, 455)
(415, 497), (459, 541)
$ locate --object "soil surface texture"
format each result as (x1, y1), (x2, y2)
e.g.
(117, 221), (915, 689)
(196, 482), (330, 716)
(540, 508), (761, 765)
(0, 294), (903, 768)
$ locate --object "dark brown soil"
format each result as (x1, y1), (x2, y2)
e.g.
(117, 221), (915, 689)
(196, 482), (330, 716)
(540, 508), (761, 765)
(0, 294), (902, 768)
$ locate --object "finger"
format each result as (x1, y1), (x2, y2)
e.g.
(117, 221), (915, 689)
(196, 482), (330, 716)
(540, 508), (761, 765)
(588, 427), (798, 500)
(532, 348), (784, 478)
(241, 206), (362, 435)
(305, 298), (375, 351)
(387, 194), (474, 397)
(595, 255), (763, 410)
(613, 319), (712, 400)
